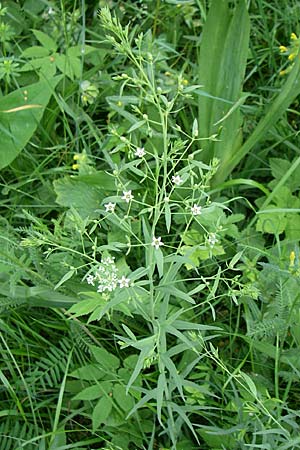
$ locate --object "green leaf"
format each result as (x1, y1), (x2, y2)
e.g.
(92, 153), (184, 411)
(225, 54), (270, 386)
(68, 296), (106, 318)
(54, 178), (100, 216)
(21, 46), (50, 58)
(32, 29), (57, 52)
(92, 396), (113, 430)
(0, 77), (61, 169)
(54, 269), (75, 290)
(154, 247), (164, 278)
(217, 47), (300, 183)
(165, 202), (171, 233)
(256, 205), (287, 234)
(48, 428), (66, 449)
(74, 382), (112, 401)
(198, 0), (250, 169)
(240, 372), (257, 399)
(56, 54), (81, 80)
(90, 346), (120, 372)
(113, 384), (135, 412)
(70, 365), (105, 381)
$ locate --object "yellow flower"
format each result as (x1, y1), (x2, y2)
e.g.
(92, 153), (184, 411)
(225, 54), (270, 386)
(290, 251), (296, 267)
(279, 45), (287, 53)
(291, 32), (298, 41)
(288, 52), (296, 61)
(72, 163), (80, 170)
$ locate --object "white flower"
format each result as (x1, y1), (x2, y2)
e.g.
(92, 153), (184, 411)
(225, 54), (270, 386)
(122, 190), (134, 203)
(104, 202), (116, 212)
(207, 232), (218, 247)
(118, 276), (130, 288)
(172, 174), (183, 186)
(191, 204), (202, 216)
(135, 147), (145, 157)
(152, 236), (164, 250)
(102, 256), (115, 265)
(86, 274), (95, 285)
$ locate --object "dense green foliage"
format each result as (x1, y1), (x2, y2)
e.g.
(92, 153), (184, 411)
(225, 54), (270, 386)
(1, 1), (300, 449)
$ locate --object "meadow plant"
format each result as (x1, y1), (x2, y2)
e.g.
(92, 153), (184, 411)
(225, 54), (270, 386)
(1, 1), (300, 449)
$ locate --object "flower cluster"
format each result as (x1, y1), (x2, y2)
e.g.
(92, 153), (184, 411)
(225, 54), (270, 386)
(279, 32), (300, 76)
(207, 232), (218, 247)
(86, 256), (130, 293)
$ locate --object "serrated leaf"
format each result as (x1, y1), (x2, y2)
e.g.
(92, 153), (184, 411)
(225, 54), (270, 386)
(54, 177), (102, 216)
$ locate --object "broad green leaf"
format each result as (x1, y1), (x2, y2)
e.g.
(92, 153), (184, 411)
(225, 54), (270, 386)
(90, 346), (120, 372)
(113, 384), (135, 412)
(256, 205), (287, 234)
(70, 364), (105, 381)
(68, 296), (106, 318)
(74, 382), (112, 401)
(48, 428), (66, 449)
(56, 53), (81, 80)
(0, 77), (61, 169)
(54, 178), (101, 216)
(92, 396), (113, 430)
(32, 29), (57, 52)
(21, 46), (50, 58)
(198, 428), (237, 448)
(198, 0), (250, 169)
(285, 214), (300, 240)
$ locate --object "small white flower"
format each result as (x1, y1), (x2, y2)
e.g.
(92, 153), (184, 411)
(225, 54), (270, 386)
(172, 174), (183, 186)
(135, 147), (146, 158)
(207, 232), (218, 247)
(152, 236), (164, 250)
(104, 202), (116, 212)
(118, 276), (130, 288)
(86, 274), (95, 285)
(122, 190), (134, 203)
(191, 204), (202, 216)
